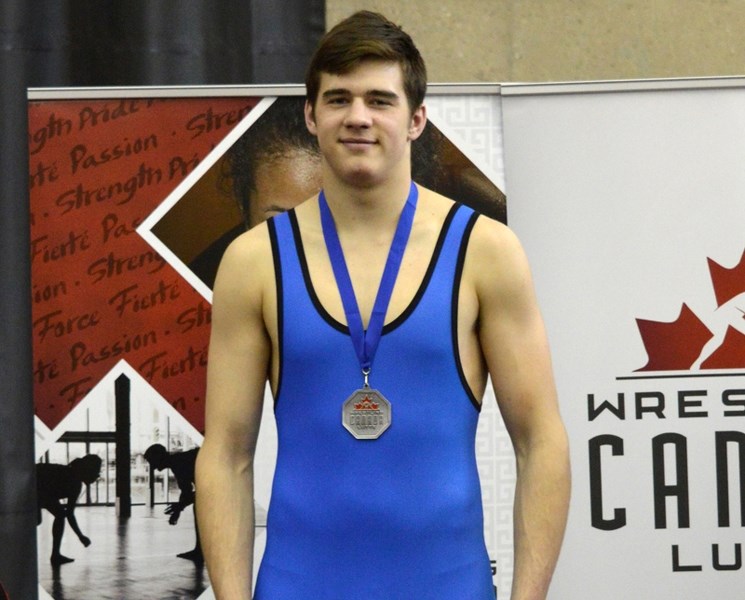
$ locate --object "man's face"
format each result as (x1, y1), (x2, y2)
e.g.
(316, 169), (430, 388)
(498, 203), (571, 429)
(149, 457), (166, 471)
(82, 460), (102, 484)
(247, 149), (322, 228)
(305, 60), (426, 188)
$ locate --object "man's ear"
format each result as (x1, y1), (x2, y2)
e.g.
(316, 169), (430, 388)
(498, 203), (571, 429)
(407, 103), (427, 142)
(305, 100), (317, 135)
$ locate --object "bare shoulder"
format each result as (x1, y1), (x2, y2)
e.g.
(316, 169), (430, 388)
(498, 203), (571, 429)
(416, 186), (463, 230)
(470, 216), (525, 263)
(417, 186), (532, 291)
(219, 221), (274, 272)
(212, 222), (275, 313)
(464, 216), (536, 305)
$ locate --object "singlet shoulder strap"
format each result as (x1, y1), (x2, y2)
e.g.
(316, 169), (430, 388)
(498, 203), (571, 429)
(451, 204), (481, 410)
(266, 210), (297, 404)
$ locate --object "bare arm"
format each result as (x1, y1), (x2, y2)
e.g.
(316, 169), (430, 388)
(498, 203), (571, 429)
(65, 482), (90, 546)
(470, 219), (570, 600)
(196, 227), (274, 599)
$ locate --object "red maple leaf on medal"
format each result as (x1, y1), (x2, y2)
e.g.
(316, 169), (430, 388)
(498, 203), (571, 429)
(355, 395), (379, 410)
(29, 97), (260, 432)
(635, 247), (745, 371)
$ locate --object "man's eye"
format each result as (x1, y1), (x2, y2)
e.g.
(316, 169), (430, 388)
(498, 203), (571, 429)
(370, 97), (395, 107)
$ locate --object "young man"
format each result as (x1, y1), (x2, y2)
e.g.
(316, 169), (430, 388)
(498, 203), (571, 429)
(196, 10), (570, 600)
(144, 444), (203, 562)
(36, 454), (102, 565)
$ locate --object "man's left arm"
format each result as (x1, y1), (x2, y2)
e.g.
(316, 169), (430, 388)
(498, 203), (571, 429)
(65, 483), (91, 547)
(469, 218), (570, 600)
(175, 466), (196, 509)
(167, 456), (196, 524)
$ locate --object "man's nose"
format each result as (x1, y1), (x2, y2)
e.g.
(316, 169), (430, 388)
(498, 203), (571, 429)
(343, 98), (372, 127)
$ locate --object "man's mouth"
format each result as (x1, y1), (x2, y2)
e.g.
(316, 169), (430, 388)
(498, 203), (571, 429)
(340, 138), (375, 147)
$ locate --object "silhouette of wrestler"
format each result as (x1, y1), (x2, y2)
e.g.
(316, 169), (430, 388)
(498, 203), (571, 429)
(144, 444), (202, 562)
(36, 454), (102, 565)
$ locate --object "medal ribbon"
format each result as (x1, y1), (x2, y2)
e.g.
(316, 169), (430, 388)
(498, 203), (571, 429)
(319, 181), (418, 381)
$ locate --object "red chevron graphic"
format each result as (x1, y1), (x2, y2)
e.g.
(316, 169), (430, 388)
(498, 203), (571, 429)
(29, 97), (260, 431)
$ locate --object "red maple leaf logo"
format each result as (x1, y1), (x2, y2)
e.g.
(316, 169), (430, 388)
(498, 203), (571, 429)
(635, 304), (713, 371)
(708, 249), (745, 307)
(700, 326), (745, 369)
(636, 247), (745, 372)
(354, 395), (379, 410)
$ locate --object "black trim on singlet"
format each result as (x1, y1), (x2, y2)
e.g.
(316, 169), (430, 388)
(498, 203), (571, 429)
(288, 202), (461, 336)
(267, 217), (283, 407)
(452, 210), (482, 412)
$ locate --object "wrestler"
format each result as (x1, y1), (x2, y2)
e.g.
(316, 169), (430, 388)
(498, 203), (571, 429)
(197, 11), (570, 599)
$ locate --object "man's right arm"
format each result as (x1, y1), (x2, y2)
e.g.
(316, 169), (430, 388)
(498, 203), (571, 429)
(196, 227), (273, 600)
(65, 482), (90, 546)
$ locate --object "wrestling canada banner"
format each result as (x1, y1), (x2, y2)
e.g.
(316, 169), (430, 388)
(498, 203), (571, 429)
(501, 78), (745, 600)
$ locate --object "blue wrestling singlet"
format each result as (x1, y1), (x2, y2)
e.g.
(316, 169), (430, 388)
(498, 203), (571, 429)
(255, 202), (495, 600)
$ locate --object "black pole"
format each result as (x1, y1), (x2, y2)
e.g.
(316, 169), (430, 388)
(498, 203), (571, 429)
(115, 374), (131, 519)
(0, 4), (38, 599)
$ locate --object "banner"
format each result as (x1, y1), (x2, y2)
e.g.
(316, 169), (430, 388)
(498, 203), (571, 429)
(501, 78), (745, 599)
(28, 86), (510, 599)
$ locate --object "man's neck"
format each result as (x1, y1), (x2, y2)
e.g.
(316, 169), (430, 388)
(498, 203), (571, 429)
(320, 172), (414, 232)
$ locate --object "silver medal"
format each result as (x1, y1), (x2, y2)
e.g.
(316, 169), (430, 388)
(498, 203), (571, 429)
(342, 387), (391, 440)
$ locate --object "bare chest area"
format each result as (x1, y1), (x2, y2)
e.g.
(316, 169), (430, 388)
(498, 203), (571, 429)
(301, 219), (439, 329)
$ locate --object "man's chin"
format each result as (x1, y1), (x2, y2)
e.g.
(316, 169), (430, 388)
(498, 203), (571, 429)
(346, 175), (381, 190)
(336, 165), (382, 188)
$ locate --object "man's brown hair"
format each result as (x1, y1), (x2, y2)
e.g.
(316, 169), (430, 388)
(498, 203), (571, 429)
(305, 11), (427, 115)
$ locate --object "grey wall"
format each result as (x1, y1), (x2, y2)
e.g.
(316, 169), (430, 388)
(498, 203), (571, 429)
(327, 1), (745, 83)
